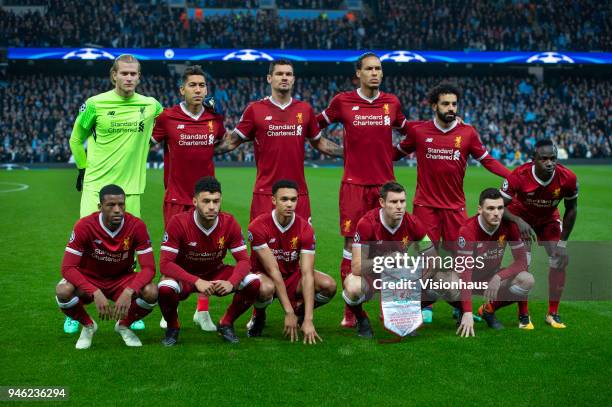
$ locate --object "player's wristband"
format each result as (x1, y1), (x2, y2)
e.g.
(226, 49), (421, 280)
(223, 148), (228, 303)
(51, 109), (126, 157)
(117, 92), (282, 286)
(557, 240), (567, 248)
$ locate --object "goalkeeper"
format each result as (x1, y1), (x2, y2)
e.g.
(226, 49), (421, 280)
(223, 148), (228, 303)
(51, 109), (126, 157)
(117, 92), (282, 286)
(65, 54), (162, 333)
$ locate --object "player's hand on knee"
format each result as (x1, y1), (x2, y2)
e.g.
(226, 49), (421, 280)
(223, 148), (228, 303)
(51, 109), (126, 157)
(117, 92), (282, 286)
(456, 312), (475, 338)
(301, 319), (322, 345)
(93, 290), (111, 320)
(113, 289), (133, 320)
(516, 218), (536, 241)
(552, 245), (569, 268)
(195, 279), (214, 296)
(212, 280), (233, 296)
(284, 312), (299, 342)
(484, 275), (501, 301)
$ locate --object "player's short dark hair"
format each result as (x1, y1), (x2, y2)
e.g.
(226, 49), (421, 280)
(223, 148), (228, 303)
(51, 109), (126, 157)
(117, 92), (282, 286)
(533, 138), (557, 157)
(427, 82), (462, 105)
(182, 65), (206, 85)
(479, 188), (503, 205)
(99, 184), (125, 203)
(380, 182), (406, 200)
(268, 59), (294, 75)
(272, 179), (298, 195)
(355, 52), (379, 70)
(194, 176), (221, 196)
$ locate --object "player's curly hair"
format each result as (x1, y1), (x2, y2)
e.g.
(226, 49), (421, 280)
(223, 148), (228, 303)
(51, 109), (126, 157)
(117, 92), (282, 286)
(479, 188), (502, 205)
(194, 176), (222, 196)
(272, 179), (298, 195)
(99, 184), (125, 202)
(182, 65), (206, 85)
(427, 82), (462, 105)
(380, 182), (405, 200)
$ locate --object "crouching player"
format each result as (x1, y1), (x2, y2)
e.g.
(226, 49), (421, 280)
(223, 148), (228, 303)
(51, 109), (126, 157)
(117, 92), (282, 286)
(246, 180), (336, 344)
(455, 188), (533, 336)
(56, 184), (158, 349)
(343, 182), (434, 338)
(158, 177), (260, 345)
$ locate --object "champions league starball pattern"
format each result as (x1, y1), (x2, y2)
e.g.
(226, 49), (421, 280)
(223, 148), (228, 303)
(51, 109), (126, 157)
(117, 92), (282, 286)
(379, 51), (427, 62)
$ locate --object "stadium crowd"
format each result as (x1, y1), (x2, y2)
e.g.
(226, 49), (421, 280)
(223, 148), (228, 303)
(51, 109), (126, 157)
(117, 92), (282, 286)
(1, 73), (610, 164)
(2, 0), (609, 51)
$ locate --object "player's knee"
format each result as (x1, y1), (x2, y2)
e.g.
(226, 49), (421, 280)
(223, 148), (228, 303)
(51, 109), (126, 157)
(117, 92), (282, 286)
(258, 279), (275, 300)
(141, 282), (158, 303)
(516, 271), (535, 290)
(316, 274), (337, 297)
(55, 281), (76, 301)
(343, 274), (363, 299)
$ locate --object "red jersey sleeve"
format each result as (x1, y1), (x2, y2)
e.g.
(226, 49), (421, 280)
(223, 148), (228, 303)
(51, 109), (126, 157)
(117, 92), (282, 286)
(317, 94), (342, 129)
(563, 171), (579, 200)
(226, 217), (250, 287)
(62, 221), (99, 295)
(306, 105), (322, 140)
(470, 129), (510, 178)
(159, 218), (199, 285)
(300, 223), (316, 254)
(353, 217), (373, 248)
(151, 109), (168, 144)
(456, 225), (477, 313)
(234, 104), (256, 141)
(129, 221), (155, 291)
(214, 114), (226, 141)
(394, 122), (417, 160)
(248, 221), (268, 251)
(392, 97), (408, 134)
(500, 172), (520, 201)
(498, 222), (528, 280)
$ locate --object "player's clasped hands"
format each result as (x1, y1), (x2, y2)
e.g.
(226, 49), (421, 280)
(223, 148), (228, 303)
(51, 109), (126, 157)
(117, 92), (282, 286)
(211, 280), (233, 296)
(195, 279), (215, 296)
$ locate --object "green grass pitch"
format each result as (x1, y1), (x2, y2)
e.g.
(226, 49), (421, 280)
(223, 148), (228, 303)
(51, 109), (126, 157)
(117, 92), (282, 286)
(0, 166), (610, 405)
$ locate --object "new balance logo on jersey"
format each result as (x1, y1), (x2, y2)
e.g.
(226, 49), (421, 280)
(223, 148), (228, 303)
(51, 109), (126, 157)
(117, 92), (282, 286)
(352, 106), (360, 111)
(265, 116), (272, 120)
(107, 111), (115, 116)
(94, 239), (102, 244)
(269, 238), (276, 244)
(177, 124), (185, 129)
(426, 138), (433, 142)
(188, 242), (197, 247)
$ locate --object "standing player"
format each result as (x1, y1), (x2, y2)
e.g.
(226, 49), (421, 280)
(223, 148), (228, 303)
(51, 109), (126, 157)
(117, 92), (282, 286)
(157, 177), (260, 344)
(55, 185), (158, 349)
(214, 59), (343, 222)
(393, 82), (510, 323)
(317, 52), (409, 327)
(455, 188), (532, 335)
(67, 54), (162, 333)
(343, 182), (433, 338)
(152, 65), (225, 331)
(246, 180), (337, 344)
(500, 139), (578, 328)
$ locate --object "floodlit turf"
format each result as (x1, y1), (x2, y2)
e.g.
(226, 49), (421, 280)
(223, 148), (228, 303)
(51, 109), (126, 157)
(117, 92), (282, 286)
(0, 166), (610, 405)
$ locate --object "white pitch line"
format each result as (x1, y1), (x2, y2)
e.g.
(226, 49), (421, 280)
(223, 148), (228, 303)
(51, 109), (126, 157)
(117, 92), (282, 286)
(0, 182), (30, 193)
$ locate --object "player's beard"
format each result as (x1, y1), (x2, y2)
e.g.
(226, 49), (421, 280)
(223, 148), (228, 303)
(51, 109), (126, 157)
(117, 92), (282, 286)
(436, 109), (456, 124)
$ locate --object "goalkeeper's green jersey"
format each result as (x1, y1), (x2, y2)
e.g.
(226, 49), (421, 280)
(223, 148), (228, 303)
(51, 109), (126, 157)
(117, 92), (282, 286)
(69, 90), (163, 194)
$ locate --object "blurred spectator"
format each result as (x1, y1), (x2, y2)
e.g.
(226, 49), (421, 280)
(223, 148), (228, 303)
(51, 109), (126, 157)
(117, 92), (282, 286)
(1, 0), (609, 51)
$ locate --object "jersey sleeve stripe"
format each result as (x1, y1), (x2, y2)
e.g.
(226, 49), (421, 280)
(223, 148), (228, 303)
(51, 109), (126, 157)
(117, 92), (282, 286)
(499, 189), (513, 200)
(475, 151), (489, 161)
(565, 193), (578, 200)
(300, 249), (315, 254)
(321, 110), (331, 124)
(136, 247), (153, 255)
(510, 243), (525, 249)
(352, 243), (362, 248)
(65, 247), (83, 256)
(396, 144), (408, 155)
(457, 250), (473, 255)
(230, 245), (247, 253)
(312, 131), (322, 141)
(161, 245), (179, 253)
(150, 136), (158, 144)
(234, 128), (248, 140)
(393, 118), (407, 129)
(252, 243), (268, 250)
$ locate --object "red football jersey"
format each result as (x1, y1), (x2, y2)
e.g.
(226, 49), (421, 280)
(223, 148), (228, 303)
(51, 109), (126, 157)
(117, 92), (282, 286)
(160, 209), (247, 282)
(318, 89), (407, 185)
(248, 211), (315, 278)
(152, 103), (225, 205)
(500, 162), (578, 224)
(234, 97), (321, 195)
(65, 212), (153, 280)
(396, 120), (509, 209)
(353, 208), (428, 251)
(456, 215), (528, 312)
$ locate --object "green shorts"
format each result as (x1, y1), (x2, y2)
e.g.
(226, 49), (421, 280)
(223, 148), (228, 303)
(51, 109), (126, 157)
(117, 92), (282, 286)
(80, 189), (141, 218)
